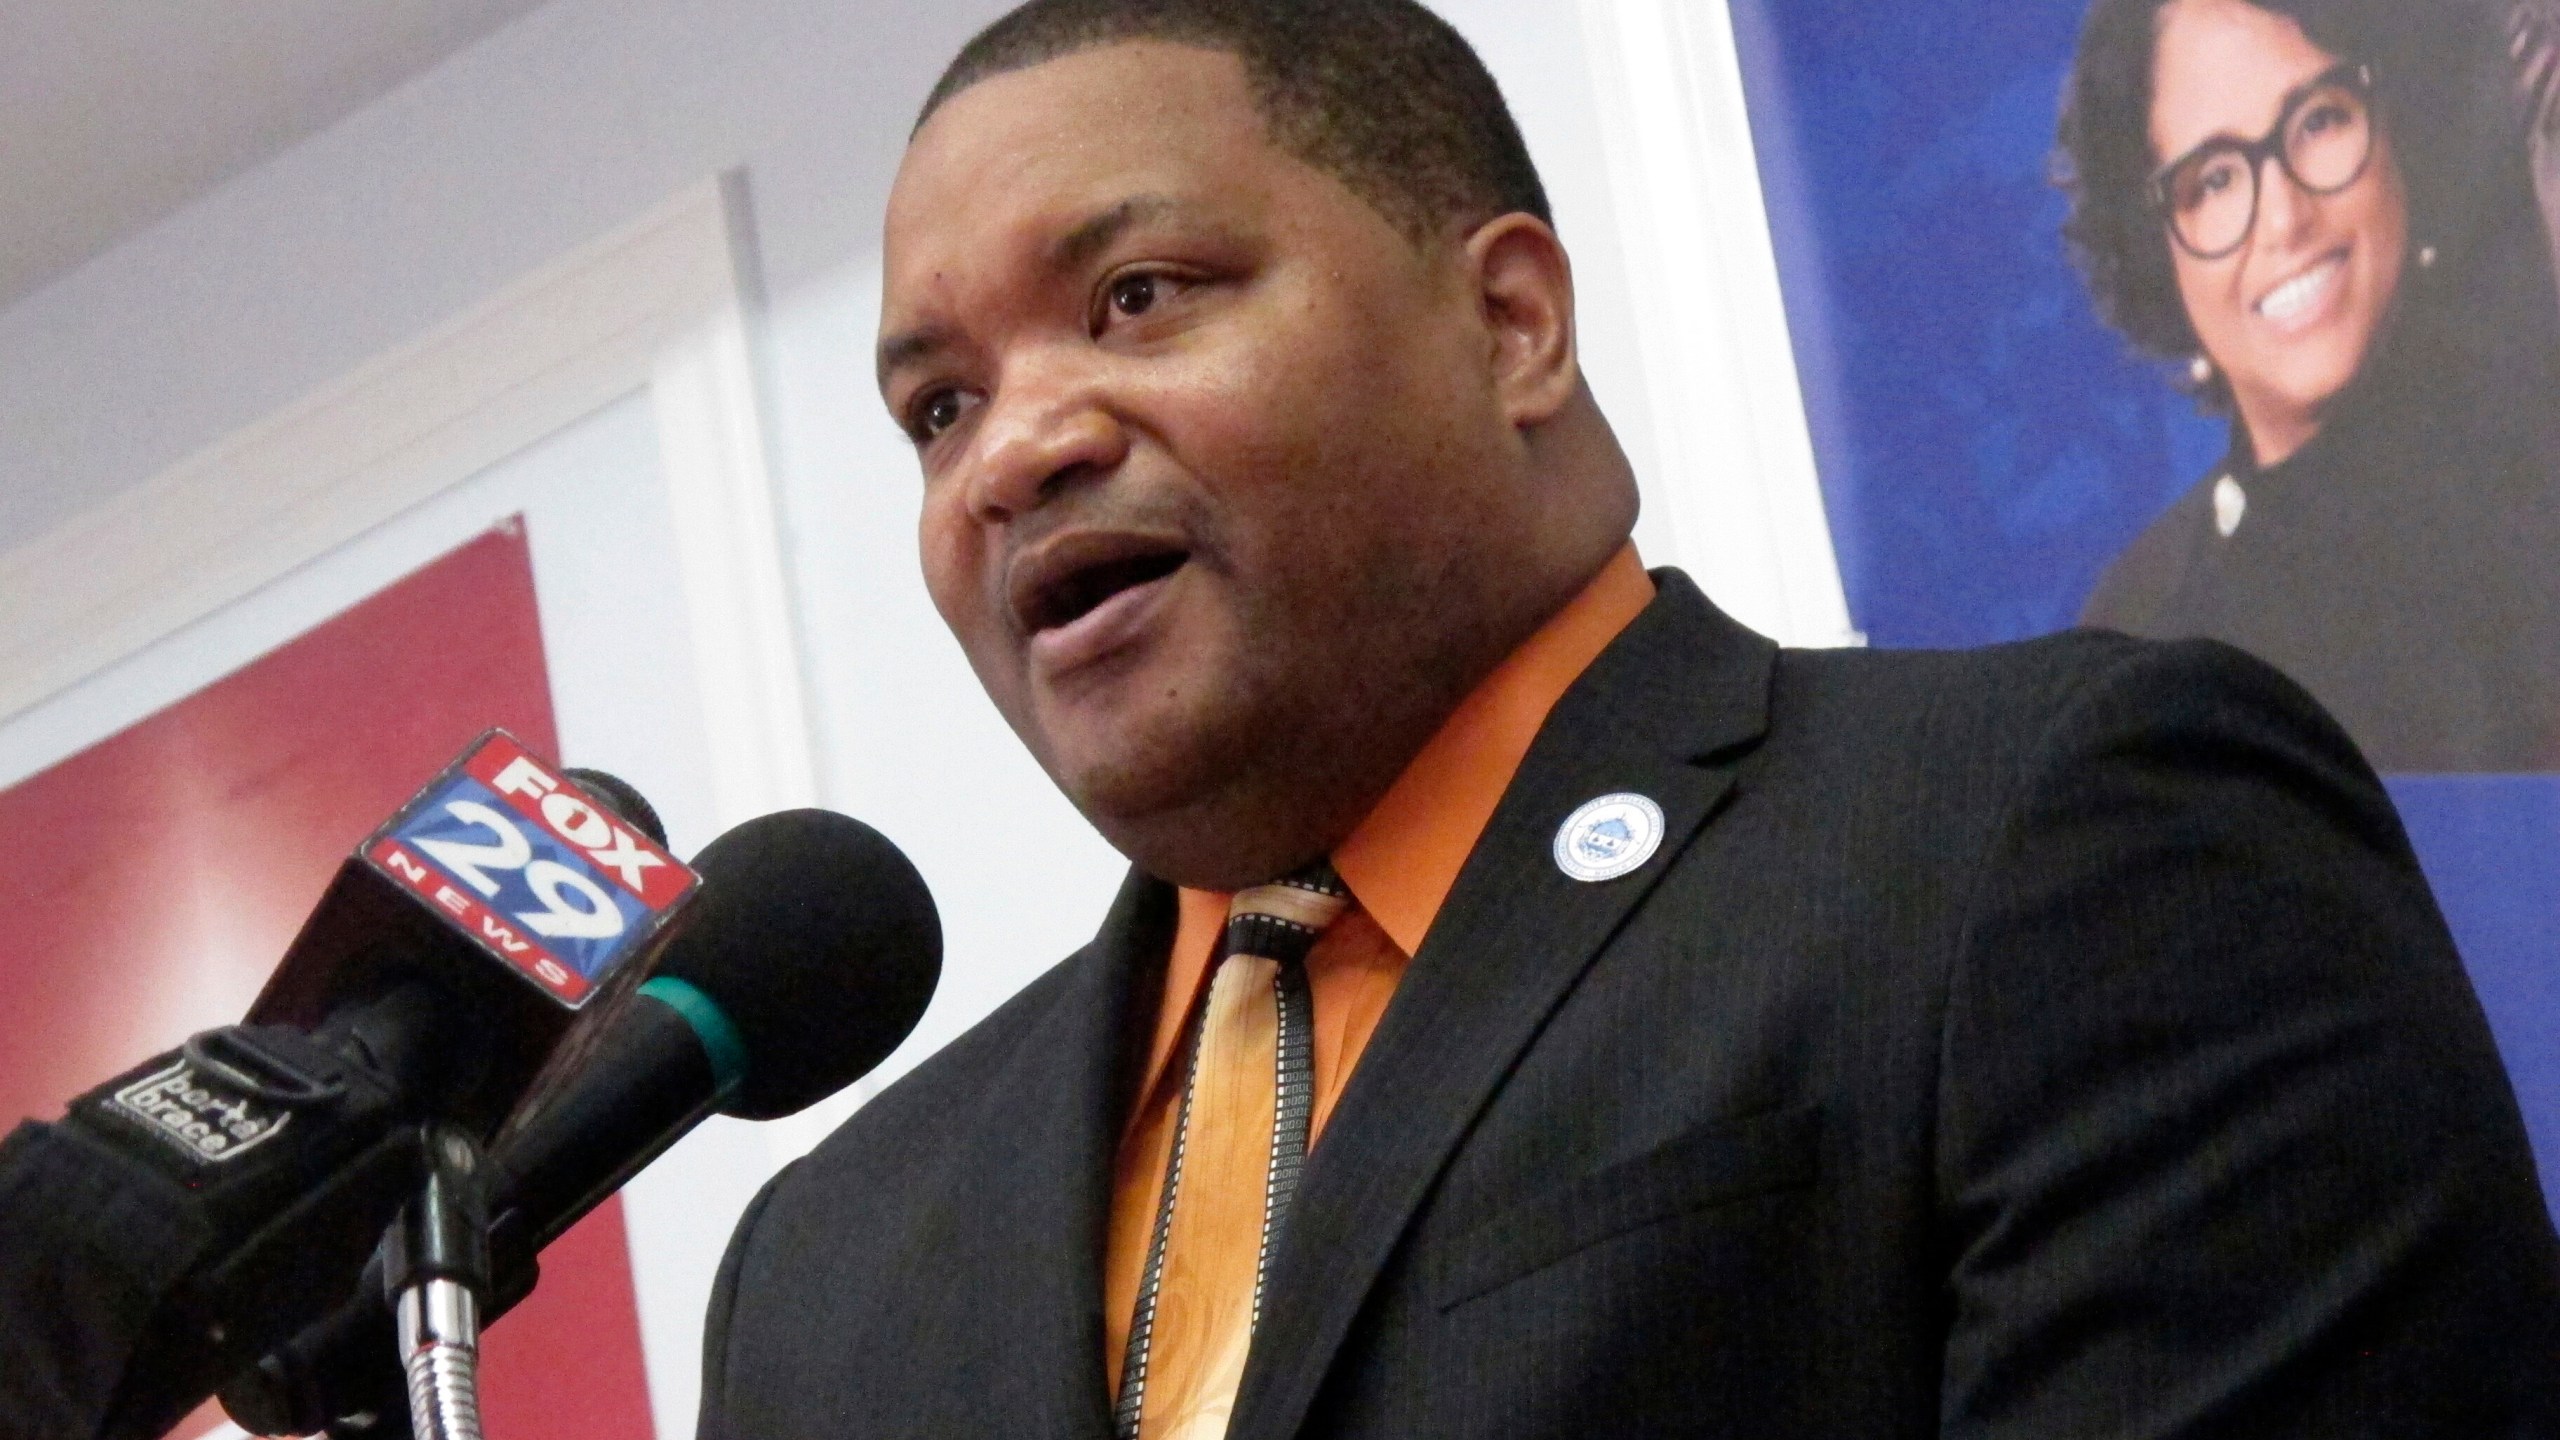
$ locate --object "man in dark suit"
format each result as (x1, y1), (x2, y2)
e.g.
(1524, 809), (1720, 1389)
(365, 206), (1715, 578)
(699, 1), (2560, 1435)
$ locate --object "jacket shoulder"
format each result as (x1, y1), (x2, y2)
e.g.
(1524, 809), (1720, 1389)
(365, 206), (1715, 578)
(1773, 625), (2335, 753)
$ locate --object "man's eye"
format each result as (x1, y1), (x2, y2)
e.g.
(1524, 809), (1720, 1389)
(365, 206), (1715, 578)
(1110, 273), (1162, 319)
(913, 389), (969, 441)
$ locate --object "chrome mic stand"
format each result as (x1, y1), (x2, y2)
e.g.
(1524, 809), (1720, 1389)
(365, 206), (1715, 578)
(384, 1126), (491, 1440)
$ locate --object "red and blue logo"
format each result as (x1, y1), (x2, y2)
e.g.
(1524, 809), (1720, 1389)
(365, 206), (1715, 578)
(365, 733), (695, 1005)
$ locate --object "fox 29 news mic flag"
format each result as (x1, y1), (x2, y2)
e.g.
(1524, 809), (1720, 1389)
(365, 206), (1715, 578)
(246, 731), (697, 1135)
(0, 732), (694, 1440)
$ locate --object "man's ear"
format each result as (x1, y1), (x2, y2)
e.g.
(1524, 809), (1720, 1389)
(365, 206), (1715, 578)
(1465, 212), (1579, 429)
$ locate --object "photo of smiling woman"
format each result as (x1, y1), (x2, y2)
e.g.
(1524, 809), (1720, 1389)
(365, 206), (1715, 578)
(2061, 0), (2560, 770)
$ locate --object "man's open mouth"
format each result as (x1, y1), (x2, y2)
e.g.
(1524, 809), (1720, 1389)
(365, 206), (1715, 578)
(1029, 552), (1187, 632)
(1011, 534), (1192, 637)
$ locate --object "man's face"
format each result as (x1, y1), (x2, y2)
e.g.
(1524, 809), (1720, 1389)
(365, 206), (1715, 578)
(881, 42), (1534, 884)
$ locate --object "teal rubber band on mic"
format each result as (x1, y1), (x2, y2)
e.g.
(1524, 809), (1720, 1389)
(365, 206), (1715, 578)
(639, 975), (749, 1102)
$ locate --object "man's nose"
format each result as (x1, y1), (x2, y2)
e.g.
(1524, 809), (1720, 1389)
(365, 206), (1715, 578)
(964, 362), (1129, 524)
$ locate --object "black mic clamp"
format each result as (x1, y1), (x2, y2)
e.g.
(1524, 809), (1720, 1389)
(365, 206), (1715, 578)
(385, 1125), (495, 1440)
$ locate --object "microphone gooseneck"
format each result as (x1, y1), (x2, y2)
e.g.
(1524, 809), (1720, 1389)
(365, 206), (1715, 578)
(387, 1127), (491, 1440)
(397, 1279), (483, 1440)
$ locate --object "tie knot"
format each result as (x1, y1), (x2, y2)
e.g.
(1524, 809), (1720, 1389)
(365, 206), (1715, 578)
(1221, 862), (1350, 968)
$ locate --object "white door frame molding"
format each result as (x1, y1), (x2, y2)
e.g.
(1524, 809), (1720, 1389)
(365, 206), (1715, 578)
(0, 173), (816, 824)
(1578, 0), (1862, 648)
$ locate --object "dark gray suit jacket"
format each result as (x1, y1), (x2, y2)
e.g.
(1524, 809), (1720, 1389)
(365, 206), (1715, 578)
(700, 571), (2560, 1438)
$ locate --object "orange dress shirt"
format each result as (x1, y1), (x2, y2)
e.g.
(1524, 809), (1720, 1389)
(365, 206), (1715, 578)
(1101, 544), (1656, 1392)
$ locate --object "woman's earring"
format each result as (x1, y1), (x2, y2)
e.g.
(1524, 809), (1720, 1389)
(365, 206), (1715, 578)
(2418, 244), (2439, 270)
(2189, 353), (2216, 386)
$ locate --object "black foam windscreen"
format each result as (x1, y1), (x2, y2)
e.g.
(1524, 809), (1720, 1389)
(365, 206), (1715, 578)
(655, 809), (942, 1119)
(561, 767), (667, 847)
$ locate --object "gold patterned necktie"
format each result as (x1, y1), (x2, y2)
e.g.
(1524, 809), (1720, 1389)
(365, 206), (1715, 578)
(1113, 864), (1353, 1440)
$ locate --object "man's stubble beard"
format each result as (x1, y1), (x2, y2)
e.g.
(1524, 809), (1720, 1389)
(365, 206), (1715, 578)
(1042, 547), (1521, 890)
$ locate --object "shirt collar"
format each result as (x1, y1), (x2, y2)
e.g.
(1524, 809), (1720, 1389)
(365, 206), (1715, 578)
(1329, 542), (1654, 952)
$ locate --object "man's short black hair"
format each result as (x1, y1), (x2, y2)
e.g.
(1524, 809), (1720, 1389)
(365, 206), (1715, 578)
(918, 0), (1553, 242)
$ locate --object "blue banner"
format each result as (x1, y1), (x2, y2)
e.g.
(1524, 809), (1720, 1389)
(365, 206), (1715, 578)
(1730, 0), (2560, 1213)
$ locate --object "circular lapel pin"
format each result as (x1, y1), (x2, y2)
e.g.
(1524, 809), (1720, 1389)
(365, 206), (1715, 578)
(1552, 793), (1666, 883)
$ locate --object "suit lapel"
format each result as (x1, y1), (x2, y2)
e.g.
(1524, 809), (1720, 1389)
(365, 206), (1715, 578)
(968, 867), (1173, 1439)
(1227, 573), (1777, 1440)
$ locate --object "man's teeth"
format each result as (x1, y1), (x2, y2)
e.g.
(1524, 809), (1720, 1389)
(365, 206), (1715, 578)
(2257, 257), (2342, 321)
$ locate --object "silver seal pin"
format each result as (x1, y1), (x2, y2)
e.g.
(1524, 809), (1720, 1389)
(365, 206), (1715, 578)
(1553, 793), (1665, 883)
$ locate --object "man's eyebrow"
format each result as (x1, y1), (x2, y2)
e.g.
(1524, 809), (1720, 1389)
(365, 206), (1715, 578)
(876, 325), (951, 390)
(875, 196), (1183, 389)
(1050, 194), (1177, 273)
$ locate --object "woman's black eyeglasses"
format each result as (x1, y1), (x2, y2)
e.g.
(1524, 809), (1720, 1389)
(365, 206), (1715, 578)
(2149, 62), (2377, 261)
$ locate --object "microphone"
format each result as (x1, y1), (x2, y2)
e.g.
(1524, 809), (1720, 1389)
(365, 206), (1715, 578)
(0, 736), (692, 1440)
(245, 733), (698, 1134)
(221, 807), (943, 1438)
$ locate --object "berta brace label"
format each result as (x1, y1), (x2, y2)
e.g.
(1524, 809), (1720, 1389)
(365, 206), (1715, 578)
(109, 1058), (293, 1166)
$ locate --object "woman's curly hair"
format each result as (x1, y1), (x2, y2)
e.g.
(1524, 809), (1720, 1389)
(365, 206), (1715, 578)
(2053, 0), (2530, 409)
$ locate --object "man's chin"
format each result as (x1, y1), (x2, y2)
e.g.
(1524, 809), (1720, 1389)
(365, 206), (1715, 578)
(1030, 672), (1236, 809)
(1043, 741), (1285, 886)
(1051, 744), (1223, 845)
